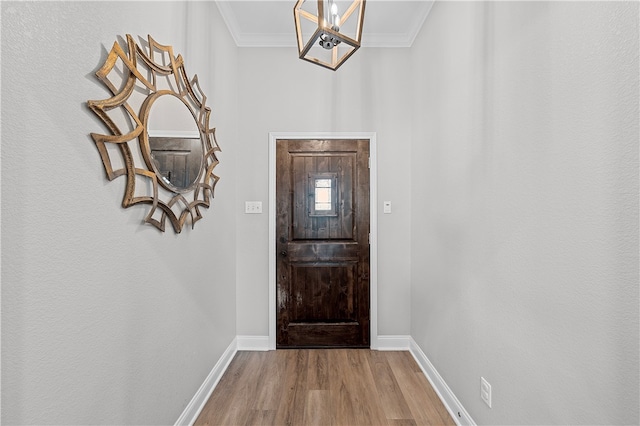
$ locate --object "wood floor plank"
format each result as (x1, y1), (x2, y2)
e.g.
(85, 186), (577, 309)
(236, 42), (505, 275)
(389, 351), (453, 422)
(413, 370), (454, 425)
(303, 390), (334, 426)
(253, 351), (288, 411)
(244, 409), (275, 426)
(388, 420), (419, 426)
(367, 350), (414, 420)
(195, 349), (454, 426)
(327, 349), (359, 426)
(272, 350), (309, 426)
(307, 349), (330, 390)
(386, 352), (455, 426)
(330, 349), (388, 426)
(195, 351), (260, 425)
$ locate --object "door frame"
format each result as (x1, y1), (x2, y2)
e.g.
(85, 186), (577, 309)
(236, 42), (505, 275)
(268, 132), (378, 350)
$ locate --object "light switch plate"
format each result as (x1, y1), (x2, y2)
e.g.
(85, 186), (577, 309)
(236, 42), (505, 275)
(383, 201), (392, 214)
(245, 201), (262, 214)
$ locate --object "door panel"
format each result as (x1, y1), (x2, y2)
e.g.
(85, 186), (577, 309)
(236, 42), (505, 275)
(291, 153), (354, 240)
(289, 263), (357, 322)
(276, 139), (370, 348)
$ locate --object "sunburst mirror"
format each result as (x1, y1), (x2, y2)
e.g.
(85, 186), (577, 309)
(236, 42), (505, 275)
(87, 34), (220, 233)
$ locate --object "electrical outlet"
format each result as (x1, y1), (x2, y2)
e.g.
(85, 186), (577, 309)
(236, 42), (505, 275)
(245, 201), (262, 214)
(481, 377), (492, 408)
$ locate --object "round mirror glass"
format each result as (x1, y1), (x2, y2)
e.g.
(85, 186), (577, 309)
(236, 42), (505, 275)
(146, 94), (204, 193)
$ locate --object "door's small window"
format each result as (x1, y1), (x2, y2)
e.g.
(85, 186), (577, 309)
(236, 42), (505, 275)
(309, 173), (338, 216)
(315, 179), (332, 211)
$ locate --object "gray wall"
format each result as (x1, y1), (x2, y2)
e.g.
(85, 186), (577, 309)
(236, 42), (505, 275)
(1, 2), (238, 424)
(2, 1), (638, 425)
(235, 47), (414, 337)
(409, 2), (639, 424)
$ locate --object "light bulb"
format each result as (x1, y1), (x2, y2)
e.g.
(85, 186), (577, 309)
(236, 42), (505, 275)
(330, 2), (340, 29)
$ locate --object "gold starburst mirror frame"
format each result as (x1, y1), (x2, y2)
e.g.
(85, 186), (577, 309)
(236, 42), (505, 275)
(87, 35), (220, 233)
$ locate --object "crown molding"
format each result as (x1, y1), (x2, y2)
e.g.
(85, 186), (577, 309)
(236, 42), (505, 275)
(215, 0), (433, 49)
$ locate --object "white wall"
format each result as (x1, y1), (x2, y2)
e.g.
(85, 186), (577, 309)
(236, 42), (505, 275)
(410, 2), (639, 424)
(1, 2), (238, 424)
(235, 47), (413, 337)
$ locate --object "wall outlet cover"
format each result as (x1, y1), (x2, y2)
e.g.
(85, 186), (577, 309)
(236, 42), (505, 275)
(481, 377), (492, 408)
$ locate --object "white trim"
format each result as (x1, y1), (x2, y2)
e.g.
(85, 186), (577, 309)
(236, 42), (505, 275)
(213, 1), (242, 47)
(237, 335), (270, 351)
(174, 338), (238, 426)
(232, 32), (423, 49)
(376, 335), (411, 351)
(268, 135), (278, 350)
(404, 0), (435, 47)
(214, 1), (435, 48)
(369, 136), (379, 350)
(268, 132), (378, 350)
(409, 338), (476, 426)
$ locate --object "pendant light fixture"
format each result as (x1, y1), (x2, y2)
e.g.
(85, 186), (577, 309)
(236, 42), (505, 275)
(294, 0), (366, 71)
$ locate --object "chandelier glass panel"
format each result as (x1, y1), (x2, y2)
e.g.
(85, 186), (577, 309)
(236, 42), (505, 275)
(294, 0), (366, 70)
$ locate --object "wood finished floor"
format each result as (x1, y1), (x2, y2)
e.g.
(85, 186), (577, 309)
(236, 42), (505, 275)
(195, 349), (455, 426)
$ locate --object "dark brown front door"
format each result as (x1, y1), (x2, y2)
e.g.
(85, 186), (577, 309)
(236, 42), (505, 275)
(276, 139), (370, 348)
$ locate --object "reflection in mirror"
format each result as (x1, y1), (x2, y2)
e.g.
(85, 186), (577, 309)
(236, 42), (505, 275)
(147, 94), (204, 192)
(148, 136), (203, 192)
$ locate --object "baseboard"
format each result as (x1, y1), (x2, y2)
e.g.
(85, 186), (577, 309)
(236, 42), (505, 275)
(174, 337), (238, 426)
(237, 335), (270, 351)
(376, 335), (411, 351)
(235, 335), (410, 351)
(409, 338), (476, 426)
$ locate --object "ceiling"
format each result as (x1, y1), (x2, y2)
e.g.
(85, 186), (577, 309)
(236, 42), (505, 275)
(215, 1), (434, 48)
